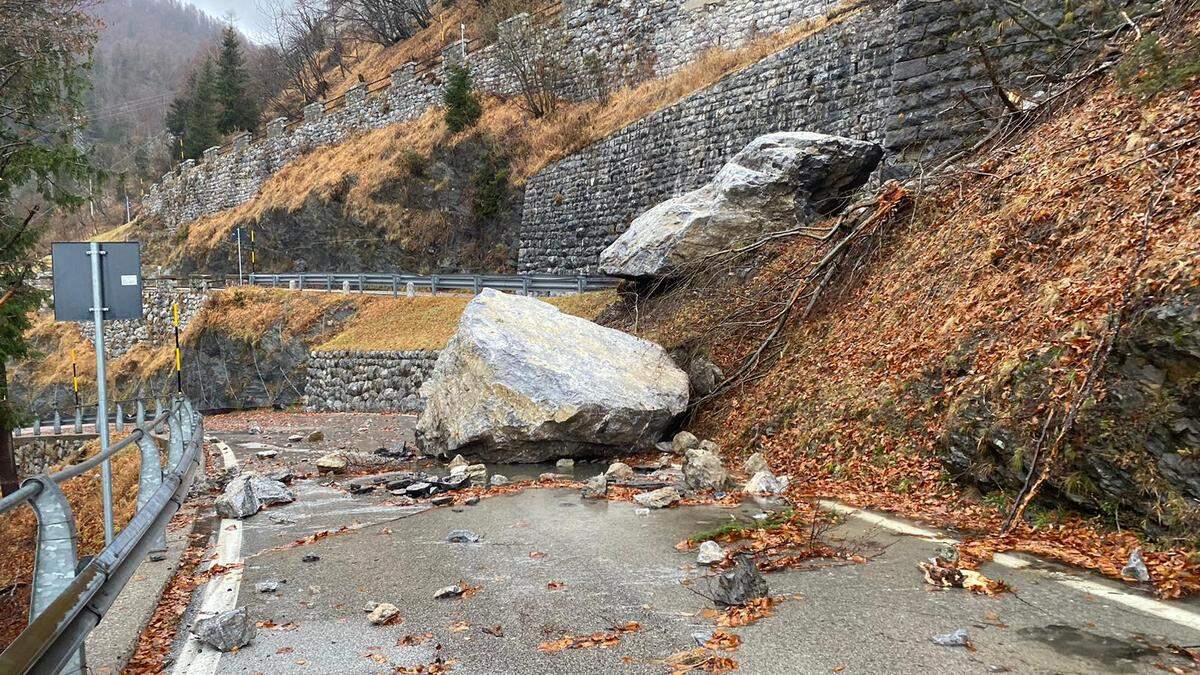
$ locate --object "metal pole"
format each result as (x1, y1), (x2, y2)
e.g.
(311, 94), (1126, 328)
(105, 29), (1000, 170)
(87, 242), (115, 545)
(236, 228), (244, 285)
(172, 301), (182, 394)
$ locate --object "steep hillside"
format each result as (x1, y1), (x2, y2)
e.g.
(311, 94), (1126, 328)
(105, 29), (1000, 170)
(606, 18), (1200, 593)
(133, 2), (861, 274)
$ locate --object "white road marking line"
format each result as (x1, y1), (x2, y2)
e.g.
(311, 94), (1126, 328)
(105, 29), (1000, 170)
(173, 439), (245, 675)
(818, 500), (1200, 633)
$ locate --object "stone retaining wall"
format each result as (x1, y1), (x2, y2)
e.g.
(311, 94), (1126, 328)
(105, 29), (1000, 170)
(80, 287), (208, 358)
(13, 435), (93, 477)
(141, 0), (835, 231)
(517, 0), (1138, 273)
(304, 350), (440, 413)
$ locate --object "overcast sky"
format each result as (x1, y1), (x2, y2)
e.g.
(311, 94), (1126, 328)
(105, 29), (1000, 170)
(187, 0), (282, 43)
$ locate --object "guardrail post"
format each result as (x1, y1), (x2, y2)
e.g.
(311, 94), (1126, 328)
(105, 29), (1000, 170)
(33, 417), (40, 436)
(12, 425), (19, 437)
(578, 276), (586, 294)
(53, 411), (62, 435)
(24, 475), (87, 673)
(406, 281), (415, 298)
(167, 404), (184, 469)
(342, 279), (351, 293)
(137, 433), (168, 558)
(136, 398), (145, 426)
(522, 277), (530, 296)
(473, 276), (481, 294)
(326, 275), (332, 292)
(115, 404), (125, 432)
(358, 273), (365, 294)
(431, 275), (439, 296)
(74, 407), (83, 434)
(155, 398), (163, 420)
(391, 276), (397, 297)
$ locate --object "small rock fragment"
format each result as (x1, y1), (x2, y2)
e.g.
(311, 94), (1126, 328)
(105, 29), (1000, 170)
(255, 580), (279, 593)
(362, 601), (379, 613)
(672, 431), (700, 454)
(287, 434), (303, 442)
(634, 486), (682, 509)
(447, 530), (482, 543)
(683, 447), (729, 491)
(267, 513), (296, 525)
(248, 476), (295, 506)
(932, 628), (971, 647)
(266, 469), (295, 485)
(581, 474), (608, 499)
(713, 555), (768, 607)
(215, 476), (261, 519)
(255, 450), (278, 460)
(697, 540), (726, 566)
(490, 474), (510, 486)
(604, 462), (635, 481)
(367, 602), (401, 625)
(744, 471), (784, 495)
(315, 453), (347, 474)
(691, 629), (715, 647)
(434, 585), (464, 599)
(556, 458), (575, 470)
(447, 454), (469, 473)
(743, 453), (769, 475)
(464, 496), (480, 506)
(301, 555), (320, 563)
(634, 508), (650, 516)
(306, 430), (324, 442)
(193, 606), (255, 652)
(465, 464), (488, 484)
(431, 495), (454, 506)
(539, 472), (570, 481)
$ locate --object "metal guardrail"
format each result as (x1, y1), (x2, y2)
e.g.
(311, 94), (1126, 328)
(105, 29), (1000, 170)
(247, 272), (620, 296)
(0, 396), (203, 674)
(14, 397), (167, 439)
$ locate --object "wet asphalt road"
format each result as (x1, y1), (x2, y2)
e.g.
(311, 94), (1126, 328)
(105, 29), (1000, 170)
(169, 413), (1200, 674)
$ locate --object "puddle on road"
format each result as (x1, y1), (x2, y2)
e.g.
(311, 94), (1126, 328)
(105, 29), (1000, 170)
(1015, 624), (1161, 672)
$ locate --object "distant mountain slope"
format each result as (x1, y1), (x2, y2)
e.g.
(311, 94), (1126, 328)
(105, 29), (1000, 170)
(86, 0), (228, 177)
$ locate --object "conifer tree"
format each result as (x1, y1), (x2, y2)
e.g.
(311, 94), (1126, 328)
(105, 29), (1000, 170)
(443, 64), (482, 133)
(215, 27), (259, 134)
(183, 58), (220, 159)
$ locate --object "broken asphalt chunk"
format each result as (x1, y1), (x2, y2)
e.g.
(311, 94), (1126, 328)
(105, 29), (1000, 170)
(447, 530), (482, 544)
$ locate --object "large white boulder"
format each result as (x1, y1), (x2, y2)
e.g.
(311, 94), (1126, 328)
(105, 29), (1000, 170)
(599, 132), (883, 279)
(416, 290), (689, 462)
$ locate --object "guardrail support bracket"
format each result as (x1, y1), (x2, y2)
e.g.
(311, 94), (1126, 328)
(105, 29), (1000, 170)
(24, 475), (87, 673)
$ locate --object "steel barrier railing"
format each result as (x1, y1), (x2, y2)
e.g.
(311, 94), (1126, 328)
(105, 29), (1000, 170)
(14, 397), (166, 438)
(246, 272), (620, 296)
(0, 396), (204, 674)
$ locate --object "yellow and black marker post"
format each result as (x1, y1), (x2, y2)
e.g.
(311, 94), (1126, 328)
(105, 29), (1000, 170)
(71, 349), (80, 409)
(249, 227), (256, 274)
(172, 300), (182, 393)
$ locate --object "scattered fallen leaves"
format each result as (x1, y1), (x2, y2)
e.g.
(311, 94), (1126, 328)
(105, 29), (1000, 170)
(546, 581), (565, 590)
(537, 621), (642, 653)
(397, 633), (435, 646)
(665, 648), (739, 673)
(919, 557), (1012, 596)
(449, 621), (471, 633)
(481, 625), (504, 638)
(704, 630), (742, 652)
(716, 597), (782, 627)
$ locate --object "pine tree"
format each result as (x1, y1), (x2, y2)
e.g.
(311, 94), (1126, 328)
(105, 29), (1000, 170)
(215, 27), (259, 134)
(1, 2), (97, 494)
(443, 65), (482, 133)
(165, 71), (195, 138)
(183, 58), (220, 159)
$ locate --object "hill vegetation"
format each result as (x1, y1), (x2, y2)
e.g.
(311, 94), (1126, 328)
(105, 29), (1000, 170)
(603, 13), (1200, 594)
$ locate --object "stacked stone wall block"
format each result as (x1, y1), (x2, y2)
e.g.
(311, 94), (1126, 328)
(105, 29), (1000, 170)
(79, 287), (209, 358)
(304, 349), (440, 413)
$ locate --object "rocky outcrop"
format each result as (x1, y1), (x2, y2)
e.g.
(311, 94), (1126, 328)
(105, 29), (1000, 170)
(416, 289), (689, 462)
(599, 132), (882, 279)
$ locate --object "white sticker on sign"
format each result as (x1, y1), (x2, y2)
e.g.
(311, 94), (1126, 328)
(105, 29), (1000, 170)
(120, 274), (138, 286)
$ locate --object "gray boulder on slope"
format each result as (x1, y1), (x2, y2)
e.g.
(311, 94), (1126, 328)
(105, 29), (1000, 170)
(599, 132), (883, 279)
(415, 289), (689, 462)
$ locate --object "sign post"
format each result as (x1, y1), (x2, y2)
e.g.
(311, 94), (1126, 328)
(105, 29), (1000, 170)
(87, 242), (114, 543)
(172, 300), (182, 393)
(52, 242), (143, 546)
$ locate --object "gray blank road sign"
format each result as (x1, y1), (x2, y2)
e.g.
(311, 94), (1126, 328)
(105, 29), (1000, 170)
(51, 242), (144, 322)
